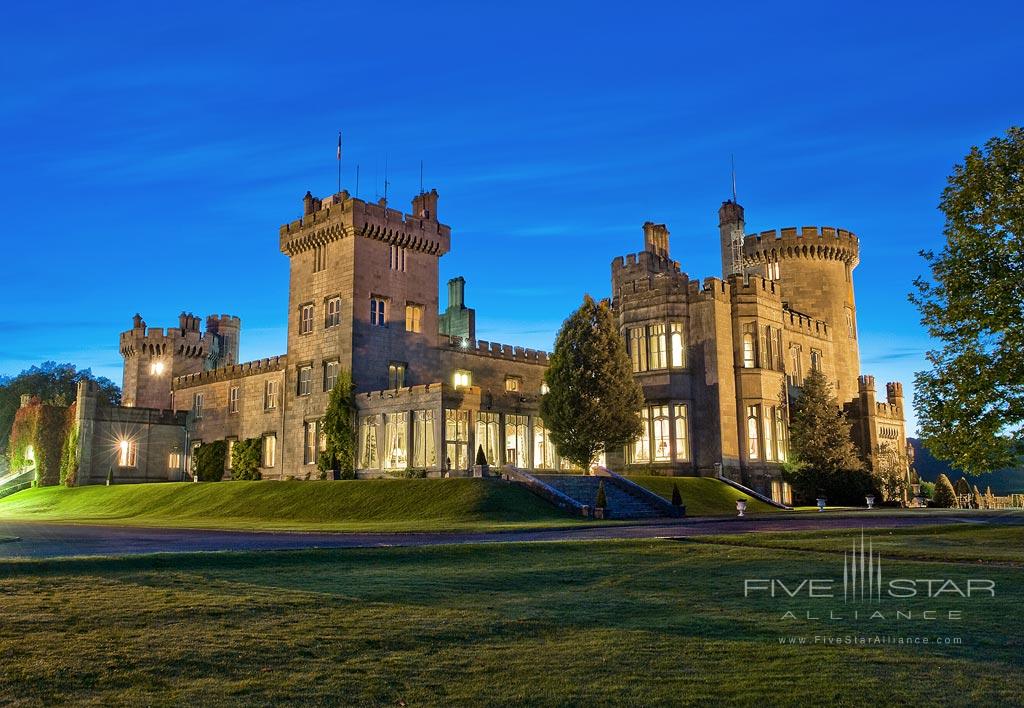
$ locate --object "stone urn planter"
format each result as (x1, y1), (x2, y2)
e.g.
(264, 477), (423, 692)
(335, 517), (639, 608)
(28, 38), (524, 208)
(866, 495), (876, 509)
(736, 499), (748, 517)
(472, 464), (489, 478)
(593, 507), (607, 520)
(816, 497), (827, 512)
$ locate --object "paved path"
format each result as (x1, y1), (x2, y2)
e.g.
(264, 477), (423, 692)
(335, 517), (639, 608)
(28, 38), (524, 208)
(1, 512), (1021, 559)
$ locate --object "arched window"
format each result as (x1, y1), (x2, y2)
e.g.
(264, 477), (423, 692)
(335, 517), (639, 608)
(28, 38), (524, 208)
(746, 405), (760, 460)
(810, 349), (822, 372)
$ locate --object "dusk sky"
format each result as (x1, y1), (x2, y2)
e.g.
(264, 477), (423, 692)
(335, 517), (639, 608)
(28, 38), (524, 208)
(2, 1), (1021, 434)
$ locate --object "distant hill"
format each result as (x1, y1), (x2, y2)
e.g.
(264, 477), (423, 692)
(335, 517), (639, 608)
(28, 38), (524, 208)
(909, 438), (1024, 494)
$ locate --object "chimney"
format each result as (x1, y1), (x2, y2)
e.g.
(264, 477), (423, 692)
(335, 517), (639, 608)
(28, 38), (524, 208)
(448, 276), (465, 310)
(642, 222), (670, 259)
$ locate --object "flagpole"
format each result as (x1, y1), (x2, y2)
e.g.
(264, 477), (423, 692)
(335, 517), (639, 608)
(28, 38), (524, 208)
(337, 131), (342, 194)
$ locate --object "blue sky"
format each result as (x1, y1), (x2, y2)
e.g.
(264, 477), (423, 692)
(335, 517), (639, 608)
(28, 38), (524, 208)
(1, 1), (1021, 434)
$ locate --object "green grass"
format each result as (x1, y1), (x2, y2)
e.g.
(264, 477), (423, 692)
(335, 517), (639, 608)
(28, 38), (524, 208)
(0, 479), (583, 532)
(626, 475), (782, 515)
(1, 525), (1022, 705)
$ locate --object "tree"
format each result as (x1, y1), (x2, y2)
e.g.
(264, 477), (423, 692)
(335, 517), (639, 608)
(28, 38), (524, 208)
(0, 362), (119, 456)
(540, 295), (644, 469)
(595, 480), (607, 510)
(910, 127), (1024, 475)
(954, 476), (971, 504)
(193, 441), (227, 482)
(230, 438), (262, 480)
(671, 483), (682, 507)
(874, 442), (909, 504)
(475, 444), (488, 466)
(932, 473), (958, 508)
(318, 370), (356, 479)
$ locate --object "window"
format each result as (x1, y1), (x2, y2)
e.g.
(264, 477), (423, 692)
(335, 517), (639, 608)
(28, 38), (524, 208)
(652, 405), (671, 461)
(229, 386), (239, 413)
(360, 415), (379, 469)
(412, 410), (437, 468)
(810, 349), (822, 372)
(300, 304), (314, 334)
(505, 376), (522, 393)
(324, 360), (340, 392)
(630, 408), (651, 463)
(383, 412), (408, 470)
(767, 259), (780, 280)
(303, 421), (320, 465)
(505, 414), (529, 467)
(388, 362), (406, 389)
(168, 451), (181, 470)
(117, 439), (137, 467)
(298, 365), (313, 396)
(226, 439), (235, 470)
(746, 405), (760, 460)
(673, 404), (689, 461)
(760, 325), (783, 370)
(262, 434), (276, 467)
(763, 406), (776, 461)
(389, 244), (407, 272)
(326, 297), (342, 328)
(149, 361), (166, 375)
(453, 369), (471, 389)
(405, 303), (423, 333)
(264, 380), (279, 410)
(648, 324), (667, 370)
(742, 326), (756, 369)
(670, 323), (686, 368)
(192, 392), (204, 419)
(313, 244), (327, 272)
(533, 419), (556, 469)
(476, 412), (501, 466)
(628, 326), (647, 372)
(774, 406), (787, 462)
(788, 345), (803, 385)
(370, 297), (386, 326)
(846, 307), (856, 339)
(445, 409), (469, 471)
(540, 382), (550, 395)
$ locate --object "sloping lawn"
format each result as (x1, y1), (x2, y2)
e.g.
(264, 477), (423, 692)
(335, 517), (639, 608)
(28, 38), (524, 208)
(626, 475), (781, 516)
(0, 479), (580, 532)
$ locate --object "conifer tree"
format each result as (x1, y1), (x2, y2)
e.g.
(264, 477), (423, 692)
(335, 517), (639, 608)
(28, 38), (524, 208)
(788, 369), (864, 474)
(932, 473), (958, 508)
(318, 370), (356, 478)
(540, 295), (644, 470)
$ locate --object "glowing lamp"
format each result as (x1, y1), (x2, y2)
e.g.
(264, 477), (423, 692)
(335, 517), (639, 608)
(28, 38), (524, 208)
(151, 361), (166, 375)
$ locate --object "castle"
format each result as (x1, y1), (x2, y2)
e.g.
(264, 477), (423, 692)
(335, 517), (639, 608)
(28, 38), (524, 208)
(71, 182), (910, 504)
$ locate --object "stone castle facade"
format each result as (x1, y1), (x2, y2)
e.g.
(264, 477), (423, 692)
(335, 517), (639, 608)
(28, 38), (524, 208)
(73, 183), (909, 504)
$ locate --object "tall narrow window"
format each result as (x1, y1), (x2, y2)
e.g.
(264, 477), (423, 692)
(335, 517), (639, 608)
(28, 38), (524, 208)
(476, 412), (501, 466)
(533, 419), (556, 469)
(742, 325), (756, 369)
(846, 307), (856, 339)
(405, 303), (423, 333)
(649, 324), (667, 370)
(263, 434), (276, 467)
(370, 297), (386, 326)
(228, 386), (239, 413)
(264, 380), (279, 410)
(118, 440), (138, 467)
(505, 414), (529, 468)
(746, 405), (760, 460)
(298, 366), (312, 396)
(670, 323), (686, 368)
(326, 297), (342, 328)
(774, 328), (784, 370)
(810, 349), (822, 372)
(774, 406), (787, 462)
(444, 409), (469, 471)
(300, 304), (314, 334)
(760, 326), (771, 369)
(168, 451), (181, 470)
(313, 245), (327, 272)
(652, 405), (671, 461)
(631, 408), (651, 463)
(388, 362), (406, 389)
(360, 415), (379, 469)
(673, 404), (689, 461)
(193, 393), (204, 420)
(628, 327), (647, 373)
(504, 376), (522, 392)
(324, 360), (340, 392)
(303, 421), (319, 465)
(383, 412), (408, 470)
(763, 406), (776, 461)
(789, 345), (803, 385)
(412, 410), (436, 468)
(389, 245), (407, 272)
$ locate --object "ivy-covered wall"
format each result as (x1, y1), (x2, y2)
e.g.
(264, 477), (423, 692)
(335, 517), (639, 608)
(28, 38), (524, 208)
(7, 398), (70, 487)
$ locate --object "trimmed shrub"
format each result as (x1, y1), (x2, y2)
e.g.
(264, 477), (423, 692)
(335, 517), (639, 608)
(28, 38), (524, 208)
(595, 480), (607, 509)
(671, 483), (682, 507)
(194, 440), (228, 482)
(932, 473), (958, 508)
(230, 438), (262, 480)
(475, 445), (488, 466)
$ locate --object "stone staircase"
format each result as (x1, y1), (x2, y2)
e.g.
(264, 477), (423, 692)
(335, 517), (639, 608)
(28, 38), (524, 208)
(533, 474), (666, 519)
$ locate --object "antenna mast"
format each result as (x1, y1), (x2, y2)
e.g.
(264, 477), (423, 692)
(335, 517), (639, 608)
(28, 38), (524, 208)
(728, 154), (745, 277)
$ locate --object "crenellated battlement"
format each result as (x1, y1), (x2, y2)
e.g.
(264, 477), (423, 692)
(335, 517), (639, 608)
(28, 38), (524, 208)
(611, 251), (681, 279)
(727, 273), (782, 300)
(172, 355), (287, 389)
(358, 382), (446, 402)
(120, 314), (207, 359)
(686, 277), (731, 304)
(443, 336), (549, 365)
(742, 225), (860, 266)
(781, 308), (831, 339)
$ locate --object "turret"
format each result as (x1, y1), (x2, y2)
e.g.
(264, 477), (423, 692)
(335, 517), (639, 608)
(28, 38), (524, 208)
(886, 381), (904, 407)
(718, 200), (745, 279)
(412, 189), (439, 221)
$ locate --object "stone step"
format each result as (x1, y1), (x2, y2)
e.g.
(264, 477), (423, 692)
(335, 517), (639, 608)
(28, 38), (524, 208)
(533, 474), (664, 519)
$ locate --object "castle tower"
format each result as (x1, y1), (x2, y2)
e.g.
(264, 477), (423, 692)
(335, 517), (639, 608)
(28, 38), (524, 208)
(742, 225), (861, 399)
(718, 201), (745, 279)
(205, 314), (241, 367)
(642, 222), (670, 260)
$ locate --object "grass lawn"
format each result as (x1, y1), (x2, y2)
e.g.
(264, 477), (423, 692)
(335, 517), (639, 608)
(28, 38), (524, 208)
(0, 526), (1021, 705)
(626, 475), (782, 515)
(0, 479), (583, 532)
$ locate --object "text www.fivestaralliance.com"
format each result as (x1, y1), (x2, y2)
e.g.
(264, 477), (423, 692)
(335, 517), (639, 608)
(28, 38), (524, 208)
(779, 636), (963, 646)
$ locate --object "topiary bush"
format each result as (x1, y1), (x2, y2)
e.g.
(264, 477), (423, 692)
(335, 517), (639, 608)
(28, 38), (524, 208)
(230, 438), (262, 480)
(193, 440), (228, 482)
(932, 473), (958, 508)
(475, 445), (488, 466)
(671, 483), (682, 507)
(595, 479), (607, 509)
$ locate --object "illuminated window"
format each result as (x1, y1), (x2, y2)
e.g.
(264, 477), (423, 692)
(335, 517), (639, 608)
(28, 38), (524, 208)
(505, 414), (529, 467)
(763, 406), (776, 461)
(192, 393), (204, 420)
(168, 451), (181, 470)
(670, 323), (686, 368)
(788, 345), (803, 385)
(774, 406), (787, 462)
(264, 380), (279, 410)
(298, 366), (312, 396)
(453, 369), (471, 389)
(533, 419), (556, 469)
(150, 361), (166, 375)
(383, 412), (408, 470)
(405, 303), (423, 333)
(630, 408), (651, 464)
(326, 297), (342, 328)
(476, 412), (501, 466)
(300, 304), (314, 334)
(505, 376), (522, 393)
(324, 360), (340, 392)
(370, 297), (387, 326)
(742, 328), (756, 369)
(226, 439), (235, 470)
(628, 327), (647, 372)
(648, 325), (667, 370)
(117, 440), (137, 468)
(262, 434), (276, 467)
(746, 405), (760, 460)
(228, 386), (239, 413)
(652, 405), (671, 461)
(411, 410), (437, 468)
(388, 362), (406, 389)
(444, 409), (469, 470)
(360, 415), (379, 469)
(673, 404), (689, 461)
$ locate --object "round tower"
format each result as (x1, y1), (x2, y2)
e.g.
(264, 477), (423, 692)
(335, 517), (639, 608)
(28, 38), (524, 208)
(742, 226), (861, 400)
(119, 312), (208, 409)
(205, 314), (241, 366)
